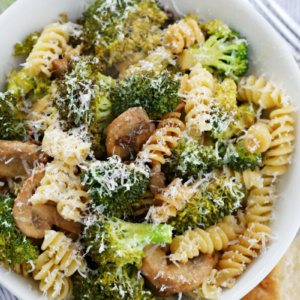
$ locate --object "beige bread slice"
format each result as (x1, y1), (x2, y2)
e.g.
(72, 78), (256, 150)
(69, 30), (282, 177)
(242, 235), (300, 300)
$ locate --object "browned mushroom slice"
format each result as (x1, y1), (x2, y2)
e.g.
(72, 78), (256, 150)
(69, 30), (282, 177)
(106, 107), (154, 160)
(149, 170), (166, 195)
(0, 140), (48, 178)
(13, 166), (82, 239)
(141, 245), (214, 296)
(52, 58), (68, 78)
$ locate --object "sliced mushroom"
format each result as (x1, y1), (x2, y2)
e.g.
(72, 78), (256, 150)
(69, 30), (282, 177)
(0, 140), (48, 178)
(52, 58), (68, 78)
(106, 107), (155, 160)
(141, 245), (213, 297)
(149, 170), (166, 195)
(13, 166), (81, 239)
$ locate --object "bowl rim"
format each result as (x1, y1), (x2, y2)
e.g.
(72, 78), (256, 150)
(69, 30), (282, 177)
(0, 0), (300, 300)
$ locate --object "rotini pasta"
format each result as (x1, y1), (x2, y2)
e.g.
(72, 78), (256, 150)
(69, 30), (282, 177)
(237, 75), (289, 108)
(244, 122), (272, 153)
(149, 178), (195, 223)
(164, 17), (204, 54)
(14, 262), (30, 278)
(138, 109), (185, 170)
(170, 218), (241, 263)
(25, 23), (70, 77)
(262, 106), (295, 177)
(33, 230), (85, 299)
(208, 222), (272, 289)
(183, 63), (215, 135)
(42, 125), (91, 166)
(29, 160), (89, 220)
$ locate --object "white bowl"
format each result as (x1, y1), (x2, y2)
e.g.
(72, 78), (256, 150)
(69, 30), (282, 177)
(0, 0), (299, 299)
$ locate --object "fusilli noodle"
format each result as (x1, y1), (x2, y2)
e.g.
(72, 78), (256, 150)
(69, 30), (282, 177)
(25, 23), (70, 77)
(30, 161), (89, 220)
(237, 75), (289, 108)
(33, 230), (85, 299)
(138, 109), (185, 170)
(262, 106), (295, 177)
(149, 178), (195, 223)
(183, 63), (215, 135)
(244, 122), (272, 153)
(164, 17), (204, 54)
(42, 125), (91, 166)
(170, 219), (241, 263)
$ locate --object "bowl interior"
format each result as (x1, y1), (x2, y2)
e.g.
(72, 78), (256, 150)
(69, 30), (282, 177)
(0, 0), (300, 299)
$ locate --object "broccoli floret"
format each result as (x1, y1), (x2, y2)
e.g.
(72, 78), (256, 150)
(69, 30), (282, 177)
(111, 69), (181, 119)
(79, 0), (167, 66)
(210, 79), (257, 140)
(14, 32), (40, 57)
(55, 57), (113, 157)
(178, 20), (248, 82)
(168, 177), (246, 234)
(224, 139), (261, 172)
(72, 264), (154, 300)
(84, 216), (172, 267)
(163, 138), (222, 180)
(81, 156), (150, 218)
(0, 91), (27, 141)
(0, 194), (39, 267)
(7, 68), (51, 100)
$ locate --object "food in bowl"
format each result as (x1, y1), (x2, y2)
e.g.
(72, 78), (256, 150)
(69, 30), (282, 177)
(0, 0), (295, 299)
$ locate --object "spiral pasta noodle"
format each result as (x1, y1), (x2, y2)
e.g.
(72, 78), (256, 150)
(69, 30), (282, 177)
(25, 23), (70, 77)
(170, 218), (241, 263)
(14, 262), (29, 278)
(149, 178), (195, 223)
(30, 161), (89, 220)
(206, 222), (272, 289)
(42, 125), (91, 166)
(262, 106), (295, 177)
(183, 63), (215, 135)
(33, 230), (86, 299)
(164, 17), (205, 54)
(237, 75), (289, 108)
(138, 109), (185, 170)
(244, 122), (272, 153)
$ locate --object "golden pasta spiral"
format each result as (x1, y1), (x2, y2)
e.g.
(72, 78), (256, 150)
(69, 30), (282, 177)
(138, 111), (185, 170)
(244, 122), (272, 153)
(30, 161), (89, 220)
(149, 178), (195, 223)
(14, 262), (29, 278)
(164, 18), (204, 54)
(42, 125), (91, 166)
(183, 63), (215, 135)
(25, 23), (69, 77)
(213, 222), (272, 288)
(237, 75), (288, 108)
(262, 106), (295, 177)
(170, 219), (241, 263)
(33, 230), (86, 299)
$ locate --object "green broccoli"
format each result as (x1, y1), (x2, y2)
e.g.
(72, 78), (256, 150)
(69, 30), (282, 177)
(72, 264), (154, 300)
(79, 0), (167, 66)
(224, 139), (261, 172)
(7, 68), (51, 100)
(55, 57), (113, 157)
(14, 32), (40, 57)
(178, 20), (248, 82)
(168, 177), (246, 234)
(0, 194), (39, 267)
(111, 69), (181, 119)
(210, 79), (257, 140)
(0, 91), (27, 141)
(81, 156), (150, 218)
(163, 138), (223, 180)
(84, 216), (172, 267)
